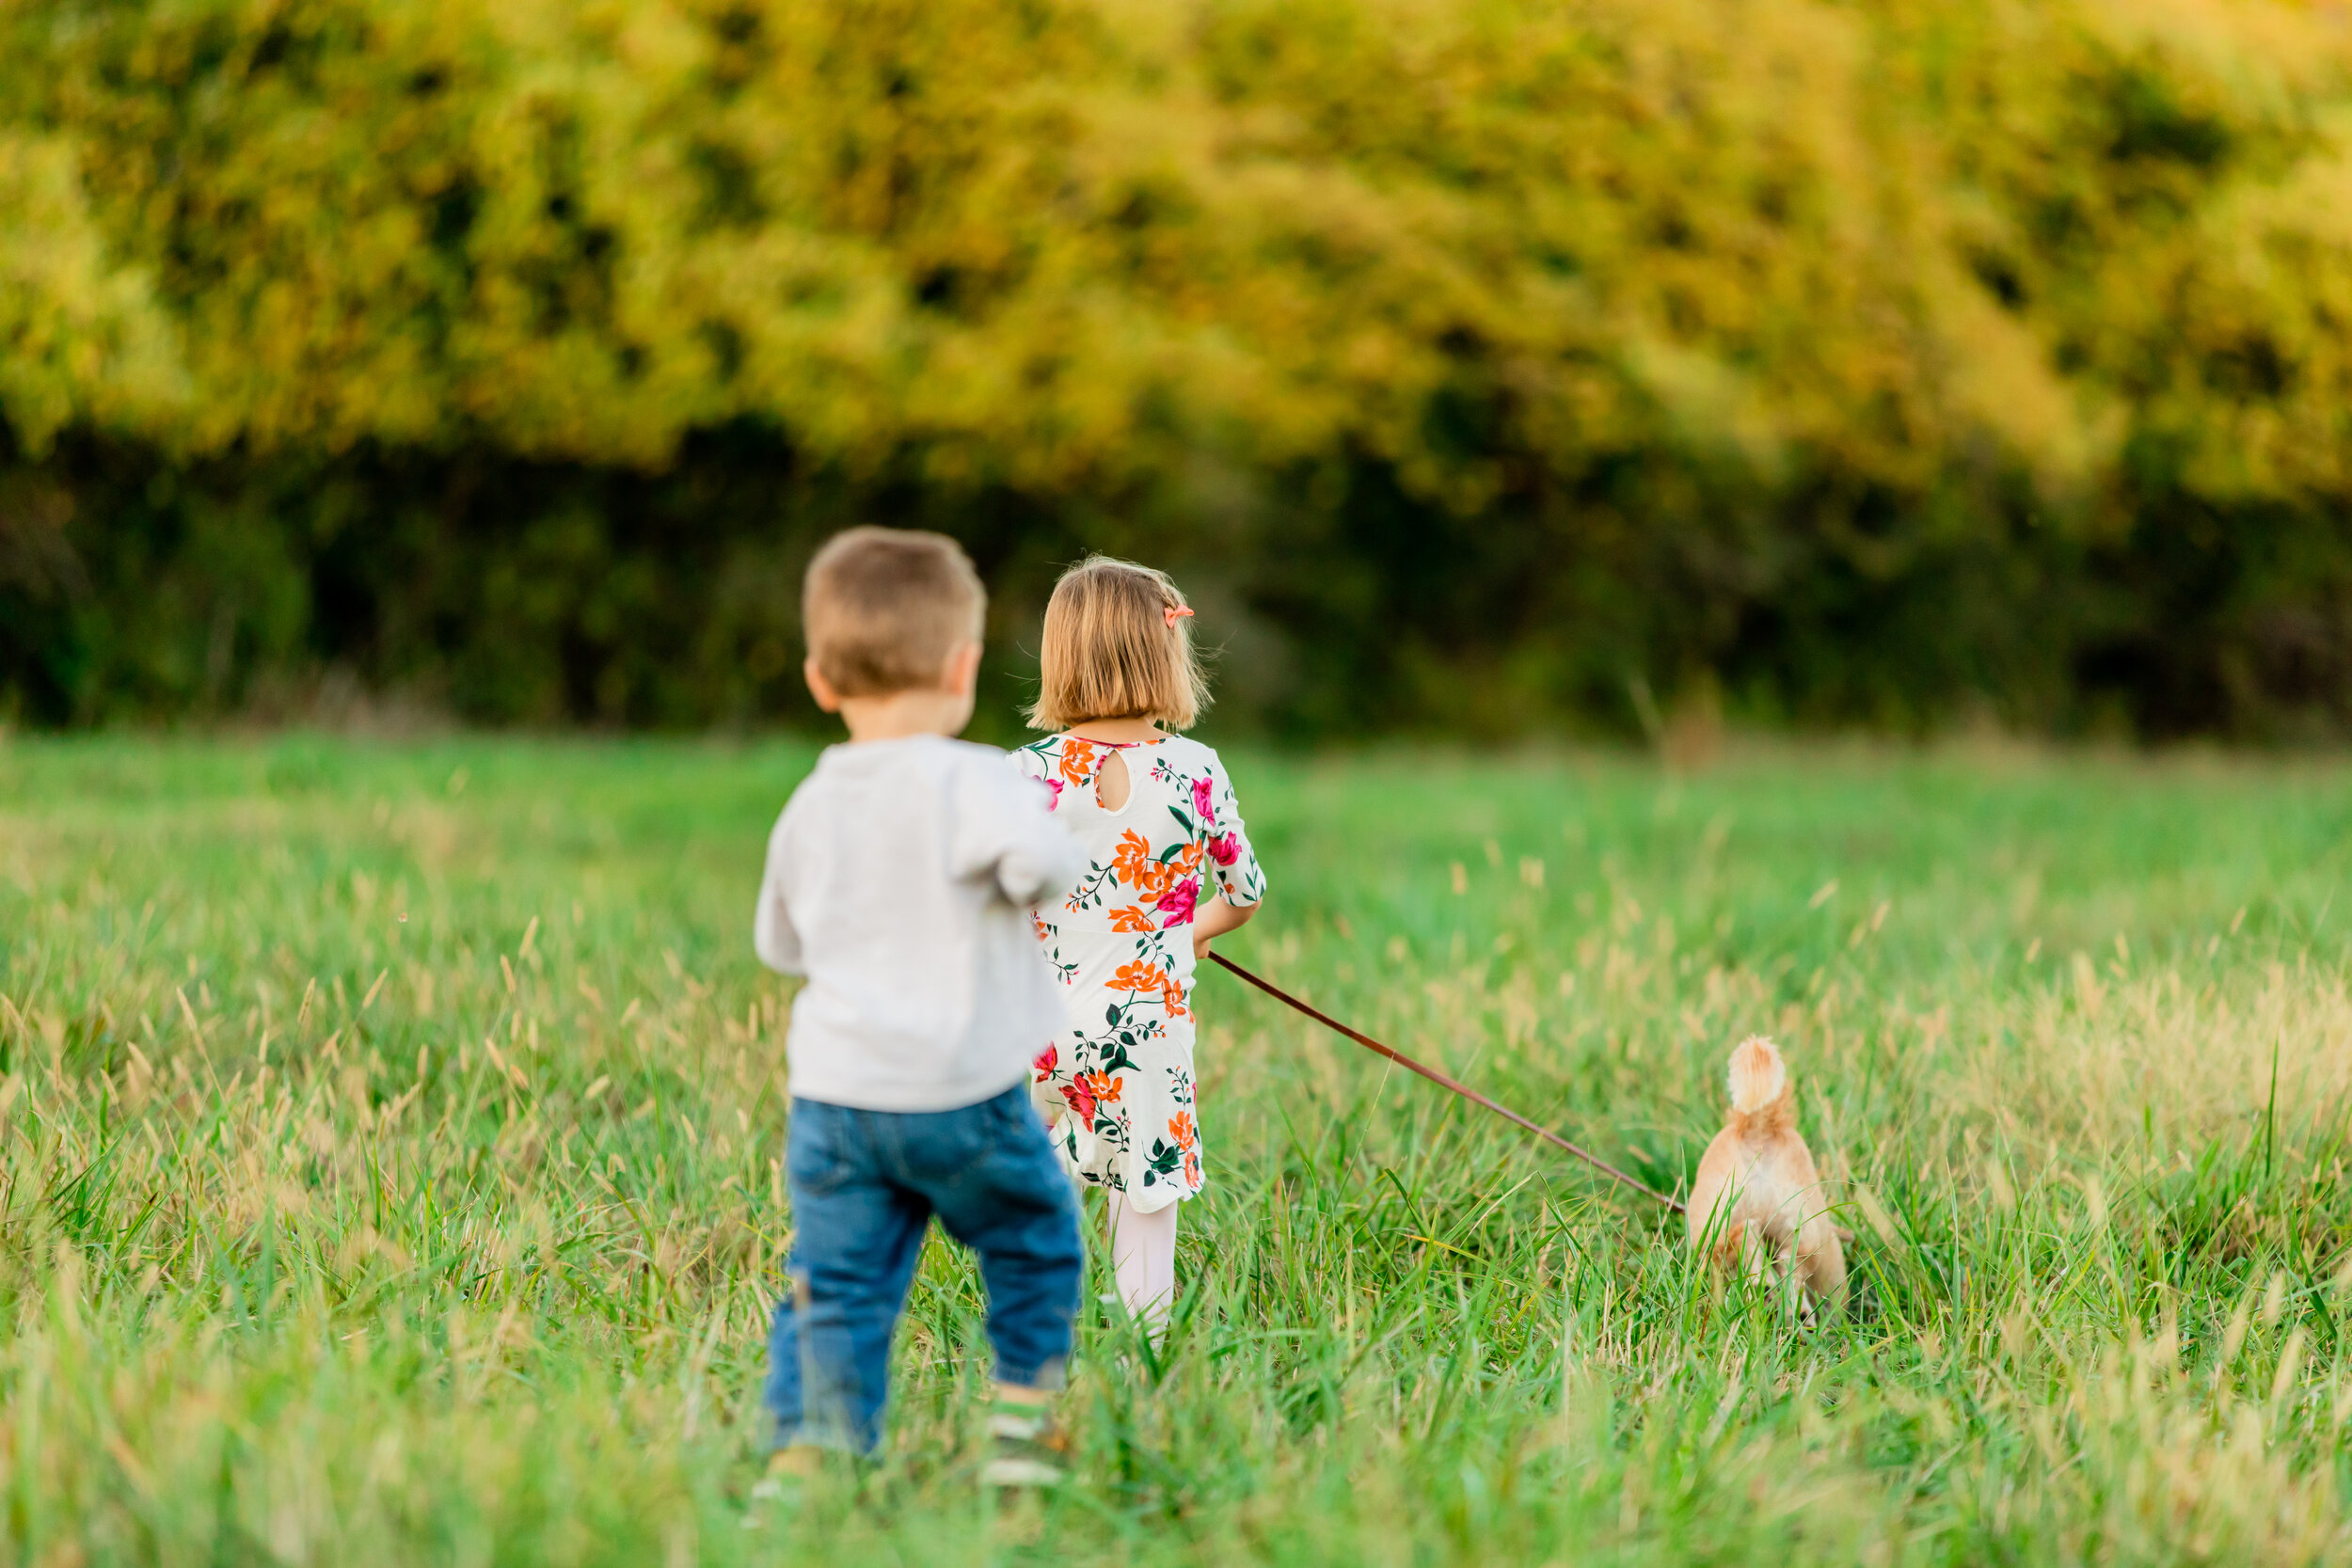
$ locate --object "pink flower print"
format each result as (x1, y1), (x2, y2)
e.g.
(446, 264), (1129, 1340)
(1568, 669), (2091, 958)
(1043, 777), (1064, 811)
(1032, 1043), (1057, 1080)
(1155, 876), (1200, 927)
(1061, 1076), (1096, 1125)
(1207, 832), (1240, 867)
(1191, 776), (1216, 826)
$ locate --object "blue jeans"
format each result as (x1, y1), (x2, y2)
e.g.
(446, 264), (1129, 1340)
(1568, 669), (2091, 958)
(764, 1084), (1083, 1454)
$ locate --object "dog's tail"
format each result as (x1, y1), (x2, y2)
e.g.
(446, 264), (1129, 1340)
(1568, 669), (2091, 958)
(1727, 1036), (1788, 1116)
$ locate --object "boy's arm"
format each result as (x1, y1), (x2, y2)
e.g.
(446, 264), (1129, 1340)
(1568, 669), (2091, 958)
(752, 812), (805, 974)
(955, 757), (1085, 907)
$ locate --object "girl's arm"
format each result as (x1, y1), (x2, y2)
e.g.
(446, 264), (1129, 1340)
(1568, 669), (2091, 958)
(1192, 893), (1258, 958)
(1196, 752), (1265, 958)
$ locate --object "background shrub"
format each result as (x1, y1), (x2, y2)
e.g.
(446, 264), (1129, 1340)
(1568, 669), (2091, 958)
(4, 0), (2351, 739)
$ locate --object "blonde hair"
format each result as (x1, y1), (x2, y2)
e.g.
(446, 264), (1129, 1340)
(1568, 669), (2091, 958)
(802, 527), (985, 697)
(1026, 556), (1210, 731)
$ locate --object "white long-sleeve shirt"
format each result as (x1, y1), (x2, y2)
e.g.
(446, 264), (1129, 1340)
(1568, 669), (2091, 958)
(754, 735), (1084, 1112)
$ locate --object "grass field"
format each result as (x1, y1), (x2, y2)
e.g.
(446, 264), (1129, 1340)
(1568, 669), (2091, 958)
(5, 734), (2352, 1564)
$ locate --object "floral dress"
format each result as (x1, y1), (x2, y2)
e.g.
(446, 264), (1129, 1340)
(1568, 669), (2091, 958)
(1012, 734), (1266, 1212)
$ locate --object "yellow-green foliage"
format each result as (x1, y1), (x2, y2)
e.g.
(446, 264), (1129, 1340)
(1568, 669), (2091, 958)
(0, 132), (183, 454)
(6, 0), (2352, 735)
(8, 0), (2350, 498)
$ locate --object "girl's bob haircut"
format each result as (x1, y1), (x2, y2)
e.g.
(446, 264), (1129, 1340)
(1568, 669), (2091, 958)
(1027, 556), (1211, 731)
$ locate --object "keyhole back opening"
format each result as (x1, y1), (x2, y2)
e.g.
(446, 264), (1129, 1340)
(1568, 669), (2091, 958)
(1093, 749), (1132, 812)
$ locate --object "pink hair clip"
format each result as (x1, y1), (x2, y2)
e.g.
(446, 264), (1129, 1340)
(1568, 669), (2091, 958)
(1165, 605), (1195, 627)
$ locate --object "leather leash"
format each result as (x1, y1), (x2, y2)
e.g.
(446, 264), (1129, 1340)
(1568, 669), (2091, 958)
(1208, 951), (1687, 1215)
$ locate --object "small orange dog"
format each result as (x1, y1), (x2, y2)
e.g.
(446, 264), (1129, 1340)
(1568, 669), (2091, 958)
(1688, 1036), (1846, 1310)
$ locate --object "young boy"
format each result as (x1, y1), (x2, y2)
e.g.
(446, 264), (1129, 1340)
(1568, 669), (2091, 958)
(755, 527), (1086, 1486)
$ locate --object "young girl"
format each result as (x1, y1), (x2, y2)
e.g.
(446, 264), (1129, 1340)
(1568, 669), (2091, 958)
(1014, 557), (1266, 1338)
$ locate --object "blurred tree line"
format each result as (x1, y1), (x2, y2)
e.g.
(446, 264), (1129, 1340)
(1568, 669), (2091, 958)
(3, 0), (2351, 740)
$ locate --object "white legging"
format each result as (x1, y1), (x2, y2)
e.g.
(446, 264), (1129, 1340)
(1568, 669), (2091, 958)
(1107, 1192), (1179, 1338)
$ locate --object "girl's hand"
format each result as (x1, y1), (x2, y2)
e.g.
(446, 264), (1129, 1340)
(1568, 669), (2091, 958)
(1192, 893), (1258, 958)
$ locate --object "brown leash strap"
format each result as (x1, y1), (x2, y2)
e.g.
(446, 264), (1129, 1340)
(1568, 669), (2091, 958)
(1208, 951), (1687, 1215)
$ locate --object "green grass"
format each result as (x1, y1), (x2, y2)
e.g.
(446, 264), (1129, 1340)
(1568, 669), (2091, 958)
(5, 733), (2352, 1564)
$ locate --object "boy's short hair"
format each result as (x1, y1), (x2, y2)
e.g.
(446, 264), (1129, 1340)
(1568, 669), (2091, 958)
(803, 527), (986, 696)
(1026, 555), (1210, 731)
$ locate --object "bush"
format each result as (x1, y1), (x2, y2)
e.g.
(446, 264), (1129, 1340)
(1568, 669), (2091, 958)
(4, 0), (2352, 737)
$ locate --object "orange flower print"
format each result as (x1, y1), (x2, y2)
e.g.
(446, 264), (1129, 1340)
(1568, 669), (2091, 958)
(1168, 1111), (1200, 1185)
(1109, 829), (1155, 888)
(1109, 959), (1168, 994)
(1076, 1070), (1121, 1106)
(1108, 905), (1156, 933)
(1171, 842), (1204, 878)
(1159, 974), (1189, 1019)
(1058, 739), (1101, 787)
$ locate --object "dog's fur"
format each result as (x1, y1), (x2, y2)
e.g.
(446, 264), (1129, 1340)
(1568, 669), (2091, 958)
(1688, 1037), (1845, 1309)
